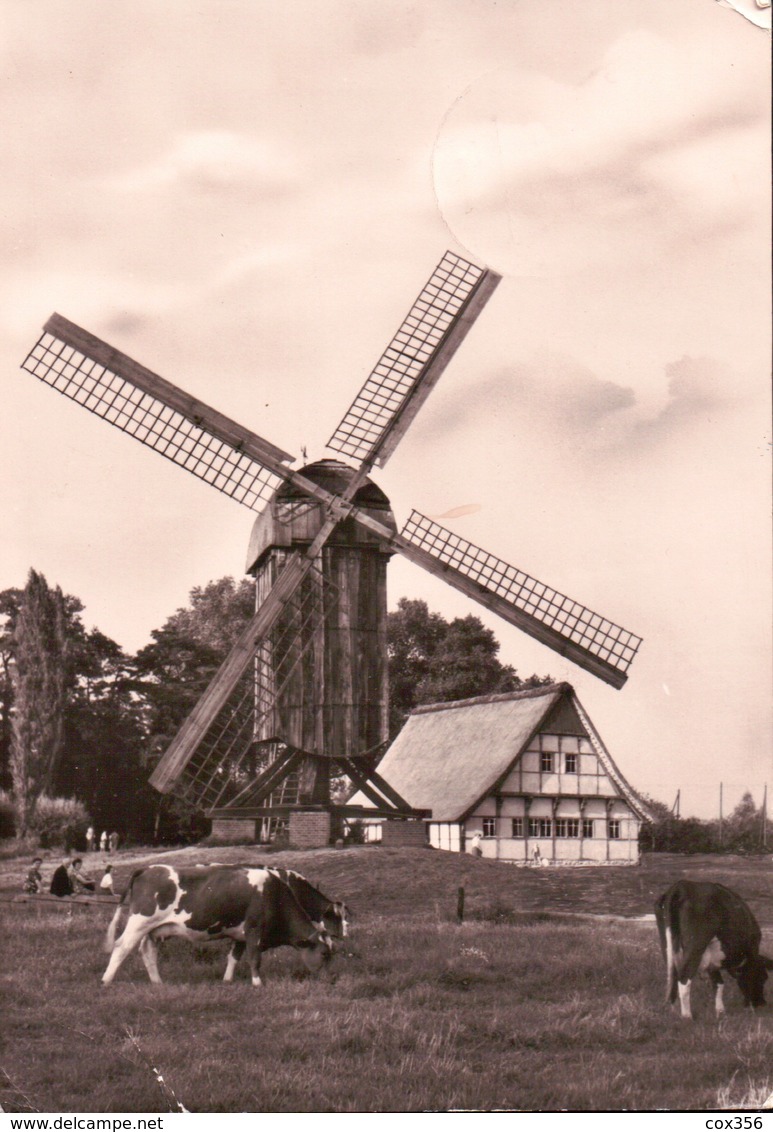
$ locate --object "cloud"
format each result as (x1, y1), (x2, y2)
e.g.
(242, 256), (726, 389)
(630, 355), (731, 446)
(421, 352), (635, 447)
(416, 349), (739, 466)
(432, 29), (769, 276)
(104, 130), (299, 194)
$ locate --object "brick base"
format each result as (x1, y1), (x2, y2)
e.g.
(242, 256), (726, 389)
(209, 818), (258, 843)
(381, 820), (428, 848)
(289, 810), (332, 849)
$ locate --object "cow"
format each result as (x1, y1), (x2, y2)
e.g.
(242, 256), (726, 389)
(655, 880), (773, 1020)
(187, 863), (349, 941)
(216, 865), (350, 981)
(102, 864), (332, 987)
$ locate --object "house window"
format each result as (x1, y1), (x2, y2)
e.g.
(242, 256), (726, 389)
(608, 819), (621, 840)
(482, 817), (496, 838)
(564, 753), (577, 773)
(528, 817), (552, 838)
(582, 819), (594, 839)
(556, 818), (580, 838)
(511, 817), (524, 838)
(540, 751), (555, 773)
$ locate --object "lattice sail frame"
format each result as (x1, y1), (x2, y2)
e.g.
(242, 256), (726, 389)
(401, 511), (642, 681)
(22, 323), (285, 511)
(327, 251), (487, 464)
(168, 563), (340, 810)
(17, 249), (644, 815)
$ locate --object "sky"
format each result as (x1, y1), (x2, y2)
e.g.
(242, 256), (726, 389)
(1, 0), (770, 820)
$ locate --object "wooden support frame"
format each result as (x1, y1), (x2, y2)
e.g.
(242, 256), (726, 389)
(209, 803), (430, 821)
(217, 743), (304, 810)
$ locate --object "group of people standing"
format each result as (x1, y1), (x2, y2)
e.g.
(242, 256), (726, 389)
(85, 828), (120, 854)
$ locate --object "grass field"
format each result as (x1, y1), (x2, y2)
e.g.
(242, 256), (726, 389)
(1, 846), (772, 1113)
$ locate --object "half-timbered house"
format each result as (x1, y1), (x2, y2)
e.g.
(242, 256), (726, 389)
(351, 682), (649, 864)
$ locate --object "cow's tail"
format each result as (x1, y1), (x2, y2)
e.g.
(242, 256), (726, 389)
(657, 887), (683, 1004)
(104, 869), (140, 952)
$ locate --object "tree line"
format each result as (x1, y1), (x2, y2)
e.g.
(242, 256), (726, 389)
(638, 792), (770, 855)
(1, 569), (551, 846)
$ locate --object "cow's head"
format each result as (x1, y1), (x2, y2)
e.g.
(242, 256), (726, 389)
(735, 955), (773, 1008)
(298, 929), (334, 974)
(323, 900), (350, 940)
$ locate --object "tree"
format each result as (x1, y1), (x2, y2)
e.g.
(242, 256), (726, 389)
(2, 577), (154, 843)
(387, 599), (447, 735)
(133, 577), (255, 841)
(0, 587), (22, 791)
(387, 598), (552, 736)
(9, 570), (70, 834)
(57, 626), (151, 843)
(723, 791), (770, 854)
(135, 577), (254, 745)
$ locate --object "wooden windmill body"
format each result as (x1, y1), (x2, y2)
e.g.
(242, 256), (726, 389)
(242, 460), (396, 837)
(20, 251), (642, 845)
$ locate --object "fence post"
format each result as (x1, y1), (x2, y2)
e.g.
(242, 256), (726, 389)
(457, 885), (465, 924)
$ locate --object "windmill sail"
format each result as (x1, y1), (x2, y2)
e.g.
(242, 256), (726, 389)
(19, 250), (642, 819)
(22, 313), (293, 510)
(150, 561), (340, 808)
(327, 251), (500, 467)
(397, 512), (641, 689)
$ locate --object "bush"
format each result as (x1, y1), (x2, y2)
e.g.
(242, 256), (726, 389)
(28, 795), (92, 850)
(0, 790), (16, 839)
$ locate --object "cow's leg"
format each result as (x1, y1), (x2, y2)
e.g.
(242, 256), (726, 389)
(708, 970), (725, 1017)
(223, 941), (245, 983)
(677, 978), (693, 1020)
(102, 913), (152, 985)
(664, 926), (679, 1004)
(139, 935), (163, 984)
(673, 942), (704, 1020)
(244, 936), (263, 988)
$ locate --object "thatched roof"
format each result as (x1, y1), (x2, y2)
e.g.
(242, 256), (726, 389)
(351, 682), (650, 822)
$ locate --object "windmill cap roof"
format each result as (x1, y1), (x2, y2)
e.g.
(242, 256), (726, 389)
(277, 459), (392, 509)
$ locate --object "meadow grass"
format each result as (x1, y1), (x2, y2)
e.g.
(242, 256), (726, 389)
(2, 848), (773, 1112)
(2, 903), (773, 1110)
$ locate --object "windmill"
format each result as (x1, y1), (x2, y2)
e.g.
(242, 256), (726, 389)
(20, 251), (642, 845)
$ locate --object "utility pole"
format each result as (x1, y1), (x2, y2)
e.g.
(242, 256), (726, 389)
(719, 782), (723, 849)
(762, 784), (768, 850)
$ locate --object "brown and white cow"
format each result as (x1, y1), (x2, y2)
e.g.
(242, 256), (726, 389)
(103, 865), (332, 987)
(202, 864), (350, 980)
(655, 880), (773, 1019)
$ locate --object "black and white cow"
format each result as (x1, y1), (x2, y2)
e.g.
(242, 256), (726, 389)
(655, 880), (773, 1019)
(218, 865), (349, 980)
(103, 864), (332, 987)
(267, 867), (349, 940)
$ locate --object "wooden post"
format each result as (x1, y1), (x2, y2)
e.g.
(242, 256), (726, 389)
(456, 885), (465, 924)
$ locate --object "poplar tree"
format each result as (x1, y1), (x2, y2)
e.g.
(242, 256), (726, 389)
(10, 569), (69, 834)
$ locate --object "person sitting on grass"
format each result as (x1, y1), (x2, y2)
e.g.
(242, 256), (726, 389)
(50, 857), (74, 897)
(23, 857), (43, 894)
(68, 857), (95, 893)
(99, 864), (114, 895)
